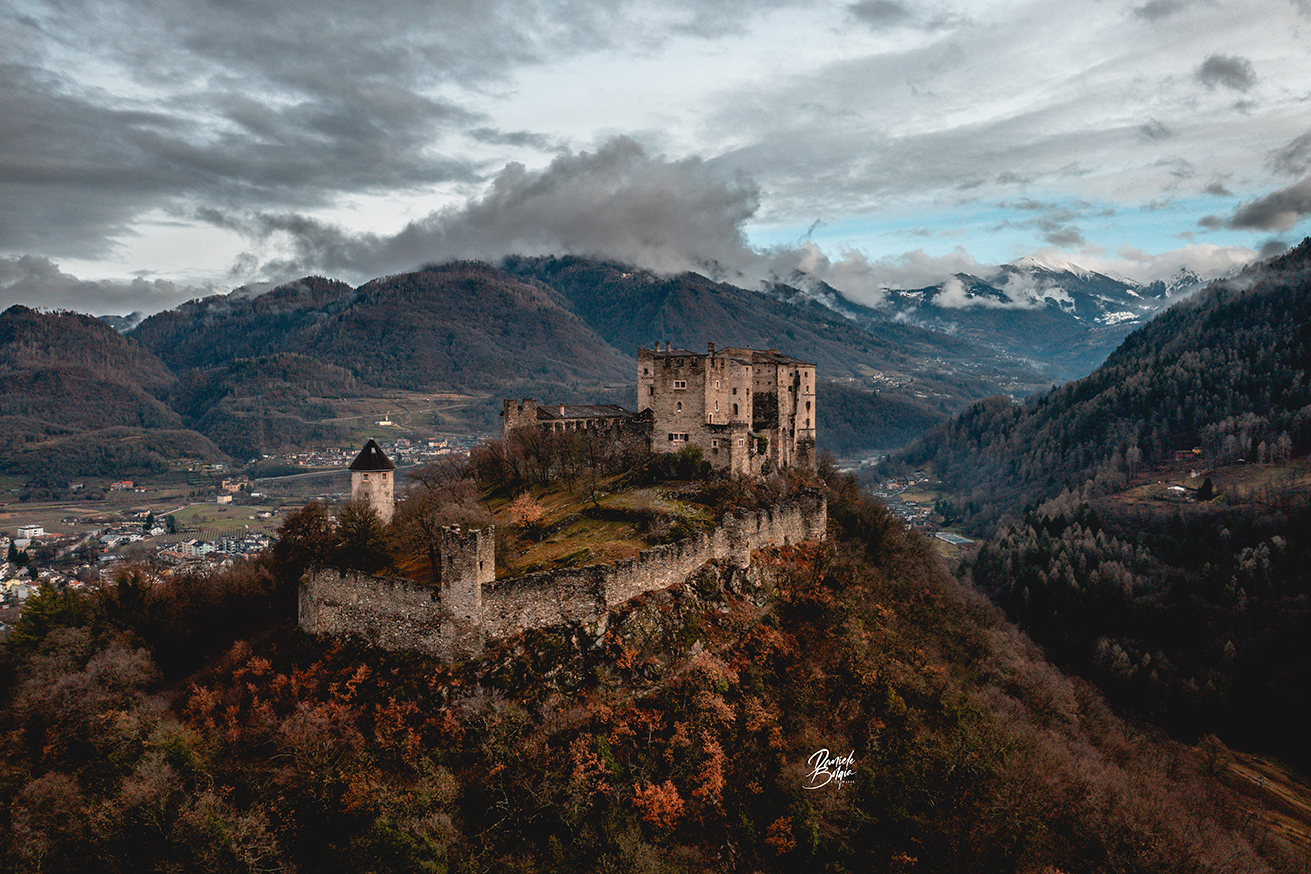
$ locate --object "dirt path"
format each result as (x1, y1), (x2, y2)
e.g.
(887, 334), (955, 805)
(1222, 751), (1311, 851)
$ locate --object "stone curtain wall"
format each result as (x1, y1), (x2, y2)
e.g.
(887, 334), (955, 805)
(299, 570), (447, 653)
(301, 491), (827, 658)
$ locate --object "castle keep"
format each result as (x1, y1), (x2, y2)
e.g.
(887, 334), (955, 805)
(638, 343), (816, 475)
(505, 342), (817, 476)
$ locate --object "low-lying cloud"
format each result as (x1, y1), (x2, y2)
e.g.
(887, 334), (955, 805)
(0, 256), (217, 315)
(212, 137), (763, 282)
(1217, 178), (1311, 231)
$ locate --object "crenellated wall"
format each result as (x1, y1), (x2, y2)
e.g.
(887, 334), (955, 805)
(300, 490), (826, 659)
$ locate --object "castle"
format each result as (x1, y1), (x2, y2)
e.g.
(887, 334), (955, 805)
(299, 342), (825, 658)
(505, 342), (817, 476)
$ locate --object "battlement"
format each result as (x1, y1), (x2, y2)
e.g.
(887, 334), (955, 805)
(299, 491), (827, 659)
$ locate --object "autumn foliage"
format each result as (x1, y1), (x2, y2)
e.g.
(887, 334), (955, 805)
(0, 473), (1302, 872)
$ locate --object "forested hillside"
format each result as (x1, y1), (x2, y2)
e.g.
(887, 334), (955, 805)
(897, 240), (1311, 528)
(893, 240), (1311, 770)
(0, 471), (1298, 872)
(816, 381), (945, 455)
(166, 354), (359, 459)
(0, 306), (225, 478)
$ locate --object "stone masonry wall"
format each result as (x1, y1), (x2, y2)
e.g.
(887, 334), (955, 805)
(299, 569), (447, 652)
(300, 491), (826, 658)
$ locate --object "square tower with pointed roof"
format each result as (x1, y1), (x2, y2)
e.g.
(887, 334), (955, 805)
(349, 438), (396, 523)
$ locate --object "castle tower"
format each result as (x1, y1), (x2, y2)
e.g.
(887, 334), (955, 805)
(502, 398), (539, 440)
(349, 438), (396, 523)
(438, 525), (494, 657)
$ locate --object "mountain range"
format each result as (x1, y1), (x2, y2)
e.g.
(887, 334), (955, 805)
(0, 251), (1225, 477)
(779, 256), (1209, 381)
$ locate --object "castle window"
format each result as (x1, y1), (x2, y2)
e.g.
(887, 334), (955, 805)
(714, 401), (719, 411)
(715, 380), (720, 389)
(676, 401), (682, 412)
(643, 367), (649, 375)
(649, 386), (654, 396)
(732, 387), (737, 395)
(673, 380), (687, 390)
(733, 403), (738, 415)
(806, 401), (811, 411)
(362, 474), (369, 481)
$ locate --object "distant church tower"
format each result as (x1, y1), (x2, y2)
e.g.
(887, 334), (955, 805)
(349, 438), (396, 523)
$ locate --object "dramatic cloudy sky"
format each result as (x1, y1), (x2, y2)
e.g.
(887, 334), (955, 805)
(4, 0), (1311, 313)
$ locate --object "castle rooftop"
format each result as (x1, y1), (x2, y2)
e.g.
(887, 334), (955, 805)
(536, 403), (635, 421)
(348, 438), (396, 471)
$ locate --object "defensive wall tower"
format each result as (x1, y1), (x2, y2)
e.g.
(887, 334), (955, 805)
(349, 438), (396, 523)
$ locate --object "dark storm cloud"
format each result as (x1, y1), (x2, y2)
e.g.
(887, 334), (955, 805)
(1043, 227), (1087, 247)
(469, 128), (562, 150)
(849, 0), (912, 26)
(1223, 178), (1311, 231)
(1133, 0), (1187, 21)
(991, 198), (1099, 250)
(212, 137), (763, 281)
(3, 0), (695, 257)
(1204, 181), (1232, 196)
(1196, 54), (1256, 91)
(1260, 239), (1290, 257)
(1269, 130), (1311, 177)
(1138, 118), (1172, 140)
(847, 0), (961, 30)
(0, 255), (214, 314)
(5, 0), (814, 259)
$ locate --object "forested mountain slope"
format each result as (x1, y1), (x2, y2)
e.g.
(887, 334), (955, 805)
(0, 306), (225, 479)
(893, 240), (1311, 769)
(0, 473), (1297, 872)
(897, 239), (1311, 527)
(131, 263), (634, 391)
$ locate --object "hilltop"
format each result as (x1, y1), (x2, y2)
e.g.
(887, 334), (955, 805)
(0, 463), (1299, 872)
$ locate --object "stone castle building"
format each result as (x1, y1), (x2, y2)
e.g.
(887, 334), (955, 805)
(501, 400), (644, 439)
(504, 342), (817, 476)
(349, 438), (396, 523)
(638, 343), (816, 475)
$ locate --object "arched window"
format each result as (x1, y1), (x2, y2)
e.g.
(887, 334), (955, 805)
(676, 401), (682, 412)
(732, 403), (739, 415)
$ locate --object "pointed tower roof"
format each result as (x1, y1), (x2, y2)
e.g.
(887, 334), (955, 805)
(349, 438), (395, 472)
